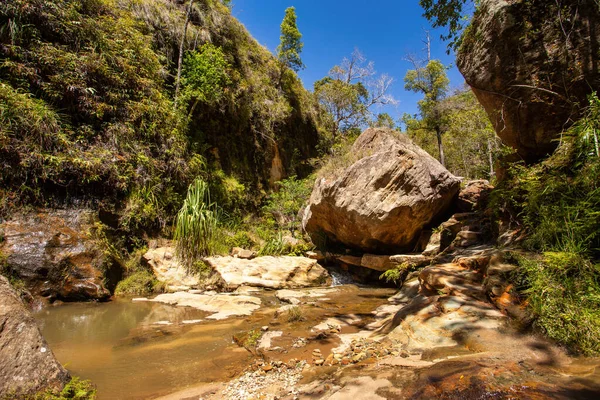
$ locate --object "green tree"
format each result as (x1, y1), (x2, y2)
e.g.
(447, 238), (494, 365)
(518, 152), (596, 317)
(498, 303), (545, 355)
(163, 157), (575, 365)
(404, 59), (450, 166)
(277, 7), (304, 72)
(371, 113), (397, 129)
(315, 49), (396, 138)
(180, 43), (231, 117)
(404, 88), (503, 179)
(419, 0), (474, 51)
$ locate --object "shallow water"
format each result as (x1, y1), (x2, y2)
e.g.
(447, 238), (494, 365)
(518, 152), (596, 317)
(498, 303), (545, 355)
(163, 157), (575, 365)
(35, 285), (395, 400)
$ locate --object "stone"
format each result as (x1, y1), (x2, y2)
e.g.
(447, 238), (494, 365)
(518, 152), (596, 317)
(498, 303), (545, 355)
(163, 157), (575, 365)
(0, 276), (70, 396)
(231, 247), (257, 260)
(204, 256), (331, 290)
(142, 247), (204, 292)
(0, 209), (114, 302)
(303, 128), (461, 253)
(150, 292), (261, 320)
(457, 0), (600, 161)
(306, 250), (326, 262)
(258, 331), (283, 350)
(457, 180), (493, 212)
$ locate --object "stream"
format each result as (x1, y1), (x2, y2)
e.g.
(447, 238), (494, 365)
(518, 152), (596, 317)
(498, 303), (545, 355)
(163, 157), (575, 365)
(34, 285), (395, 400)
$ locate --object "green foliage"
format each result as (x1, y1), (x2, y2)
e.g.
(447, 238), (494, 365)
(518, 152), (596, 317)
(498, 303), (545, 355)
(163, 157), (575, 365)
(181, 43), (231, 116)
(420, 0), (474, 52)
(277, 7), (304, 72)
(243, 329), (262, 348)
(404, 59), (450, 165)
(258, 232), (287, 256)
(405, 88), (503, 179)
(174, 178), (222, 267)
(262, 176), (312, 233)
(370, 113), (398, 130)
(314, 49), (396, 138)
(0, 0), (195, 231)
(379, 263), (413, 286)
(115, 271), (163, 296)
(492, 93), (600, 355)
(28, 377), (96, 400)
(511, 252), (600, 356)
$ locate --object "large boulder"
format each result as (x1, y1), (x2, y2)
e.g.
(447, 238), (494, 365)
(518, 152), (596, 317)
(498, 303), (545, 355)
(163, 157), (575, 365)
(204, 256), (331, 290)
(0, 209), (115, 302)
(458, 0), (600, 161)
(302, 128), (461, 253)
(0, 276), (70, 396)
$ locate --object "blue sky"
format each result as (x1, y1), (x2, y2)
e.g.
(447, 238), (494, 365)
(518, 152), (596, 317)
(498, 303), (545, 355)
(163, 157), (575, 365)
(231, 0), (466, 121)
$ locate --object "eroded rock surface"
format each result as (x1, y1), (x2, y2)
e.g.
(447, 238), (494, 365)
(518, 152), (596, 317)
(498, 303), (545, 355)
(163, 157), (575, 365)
(303, 128), (460, 253)
(205, 256), (331, 290)
(143, 247), (203, 292)
(0, 209), (114, 302)
(0, 276), (70, 396)
(458, 0), (600, 161)
(148, 292), (261, 320)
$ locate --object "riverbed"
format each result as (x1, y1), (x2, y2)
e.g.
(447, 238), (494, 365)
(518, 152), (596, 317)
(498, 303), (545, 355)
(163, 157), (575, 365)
(35, 285), (395, 400)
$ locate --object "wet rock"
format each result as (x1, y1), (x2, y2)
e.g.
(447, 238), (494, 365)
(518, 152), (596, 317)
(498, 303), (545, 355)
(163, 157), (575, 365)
(303, 128), (460, 253)
(204, 256), (331, 290)
(150, 292), (261, 320)
(231, 247), (257, 260)
(457, 0), (600, 161)
(142, 247), (205, 292)
(0, 276), (70, 396)
(0, 209), (113, 302)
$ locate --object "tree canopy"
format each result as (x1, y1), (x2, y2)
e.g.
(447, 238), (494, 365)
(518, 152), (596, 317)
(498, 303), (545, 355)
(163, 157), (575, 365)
(277, 7), (304, 72)
(404, 59), (450, 165)
(419, 0), (474, 51)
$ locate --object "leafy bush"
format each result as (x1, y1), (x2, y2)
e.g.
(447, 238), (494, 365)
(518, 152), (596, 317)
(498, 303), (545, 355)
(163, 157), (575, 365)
(114, 271), (162, 296)
(174, 178), (222, 267)
(511, 252), (600, 355)
(286, 306), (304, 322)
(262, 176), (312, 233)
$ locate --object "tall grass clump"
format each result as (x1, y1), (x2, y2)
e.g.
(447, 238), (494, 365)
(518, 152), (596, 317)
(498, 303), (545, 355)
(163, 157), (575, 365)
(174, 178), (222, 268)
(492, 93), (600, 355)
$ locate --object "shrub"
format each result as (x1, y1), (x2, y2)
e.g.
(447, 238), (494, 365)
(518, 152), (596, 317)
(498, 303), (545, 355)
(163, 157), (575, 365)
(114, 271), (162, 297)
(286, 306), (304, 322)
(262, 176), (313, 233)
(511, 252), (600, 356)
(174, 178), (222, 267)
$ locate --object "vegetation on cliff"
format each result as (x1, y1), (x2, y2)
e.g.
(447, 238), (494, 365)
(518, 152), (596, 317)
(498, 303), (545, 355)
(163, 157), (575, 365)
(0, 0), (320, 235)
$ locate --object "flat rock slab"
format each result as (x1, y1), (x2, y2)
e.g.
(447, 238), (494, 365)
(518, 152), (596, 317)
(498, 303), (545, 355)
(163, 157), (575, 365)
(276, 288), (337, 304)
(149, 292), (261, 320)
(205, 256), (331, 290)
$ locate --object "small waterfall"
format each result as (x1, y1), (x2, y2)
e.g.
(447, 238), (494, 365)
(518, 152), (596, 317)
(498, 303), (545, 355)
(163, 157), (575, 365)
(328, 267), (355, 286)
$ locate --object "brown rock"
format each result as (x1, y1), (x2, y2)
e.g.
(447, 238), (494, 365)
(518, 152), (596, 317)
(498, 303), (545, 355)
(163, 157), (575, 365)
(0, 276), (70, 396)
(0, 209), (114, 302)
(458, 0), (600, 161)
(303, 128), (460, 253)
(457, 180), (493, 212)
(231, 247), (257, 260)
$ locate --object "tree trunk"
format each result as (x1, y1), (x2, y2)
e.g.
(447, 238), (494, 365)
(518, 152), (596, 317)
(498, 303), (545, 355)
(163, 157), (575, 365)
(436, 127), (445, 167)
(174, 0), (194, 110)
(487, 138), (495, 179)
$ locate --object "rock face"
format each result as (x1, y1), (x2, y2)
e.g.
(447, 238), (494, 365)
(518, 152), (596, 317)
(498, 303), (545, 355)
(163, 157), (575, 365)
(204, 256), (331, 290)
(0, 209), (115, 302)
(303, 128), (461, 253)
(143, 247), (202, 292)
(0, 276), (70, 396)
(458, 0), (600, 161)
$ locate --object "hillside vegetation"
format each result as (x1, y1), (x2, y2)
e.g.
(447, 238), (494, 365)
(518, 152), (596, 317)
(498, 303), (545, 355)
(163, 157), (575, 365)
(0, 0), (320, 234)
